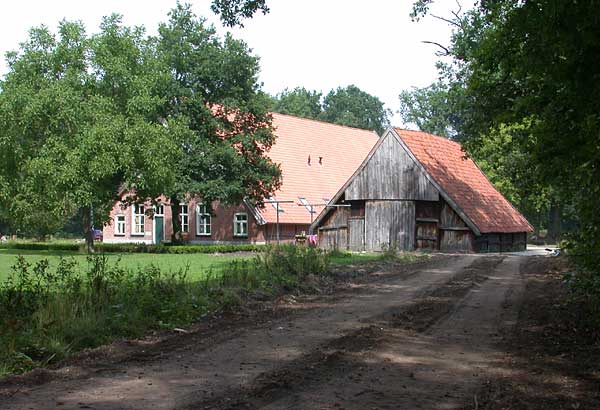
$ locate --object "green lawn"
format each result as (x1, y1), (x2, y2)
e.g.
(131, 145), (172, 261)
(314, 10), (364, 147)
(0, 249), (249, 282)
(328, 252), (382, 265)
(0, 248), (402, 283)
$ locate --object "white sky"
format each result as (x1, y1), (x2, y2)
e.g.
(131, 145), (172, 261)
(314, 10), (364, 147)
(0, 0), (456, 125)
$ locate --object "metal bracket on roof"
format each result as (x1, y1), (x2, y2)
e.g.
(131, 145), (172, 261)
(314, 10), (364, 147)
(264, 199), (295, 244)
(243, 199), (267, 226)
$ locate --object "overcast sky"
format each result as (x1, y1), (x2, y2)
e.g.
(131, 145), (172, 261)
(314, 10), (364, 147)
(0, 0), (456, 125)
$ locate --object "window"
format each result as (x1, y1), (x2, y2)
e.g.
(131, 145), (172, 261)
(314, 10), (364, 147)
(180, 204), (189, 233)
(196, 204), (211, 236)
(115, 215), (126, 235)
(155, 204), (164, 216)
(234, 213), (248, 237)
(132, 205), (145, 235)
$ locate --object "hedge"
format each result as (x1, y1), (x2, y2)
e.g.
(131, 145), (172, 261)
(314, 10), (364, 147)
(0, 241), (265, 254)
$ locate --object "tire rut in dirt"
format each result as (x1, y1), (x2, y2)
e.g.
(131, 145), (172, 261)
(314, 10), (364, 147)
(177, 256), (504, 410)
(459, 256), (600, 410)
(386, 256), (504, 333)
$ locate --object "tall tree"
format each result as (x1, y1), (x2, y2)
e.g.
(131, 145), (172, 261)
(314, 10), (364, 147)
(158, 4), (281, 243)
(0, 17), (181, 250)
(399, 81), (457, 139)
(210, 0), (269, 27)
(411, 0), (600, 285)
(320, 85), (390, 135)
(272, 87), (322, 119)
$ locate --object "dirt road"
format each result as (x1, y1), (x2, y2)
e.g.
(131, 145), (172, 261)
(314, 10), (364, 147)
(1, 254), (530, 410)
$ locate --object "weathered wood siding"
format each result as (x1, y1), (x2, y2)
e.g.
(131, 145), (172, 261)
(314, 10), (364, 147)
(440, 202), (467, 228)
(440, 202), (473, 252)
(415, 201), (440, 250)
(440, 230), (474, 252)
(474, 232), (527, 252)
(318, 226), (348, 250)
(320, 205), (350, 228)
(416, 222), (438, 250)
(345, 134), (439, 201)
(365, 200), (415, 251)
(348, 218), (365, 251)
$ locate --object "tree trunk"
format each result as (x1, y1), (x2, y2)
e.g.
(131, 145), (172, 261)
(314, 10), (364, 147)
(170, 197), (182, 244)
(548, 201), (561, 242)
(82, 206), (95, 253)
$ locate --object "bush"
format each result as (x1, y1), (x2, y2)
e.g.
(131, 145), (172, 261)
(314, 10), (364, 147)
(0, 245), (331, 377)
(0, 254), (201, 376)
(218, 245), (330, 292)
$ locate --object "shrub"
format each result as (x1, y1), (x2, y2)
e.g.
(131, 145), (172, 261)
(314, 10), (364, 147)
(0, 254), (195, 376)
(0, 245), (330, 377)
(380, 242), (400, 261)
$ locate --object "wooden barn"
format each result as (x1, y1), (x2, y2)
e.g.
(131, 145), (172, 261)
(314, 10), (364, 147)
(311, 128), (533, 253)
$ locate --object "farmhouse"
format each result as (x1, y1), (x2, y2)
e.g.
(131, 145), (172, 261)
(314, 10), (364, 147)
(102, 113), (379, 244)
(312, 128), (533, 253)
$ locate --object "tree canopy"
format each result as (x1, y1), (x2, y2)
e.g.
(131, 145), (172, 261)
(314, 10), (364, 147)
(0, 3), (282, 248)
(0, 16), (181, 248)
(157, 3), (281, 242)
(270, 85), (390, 135)
(210, 0), (269, 27)
(272, 87), (322, 119)
(406, 0), (600, 292)
(321, 85), (391, 135)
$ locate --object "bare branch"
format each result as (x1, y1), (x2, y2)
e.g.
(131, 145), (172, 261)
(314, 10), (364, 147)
(431, 13), (462, 28)
(421, 40), (450, 56)
(451, 1), (464, 27)
(455, 0), (463, 16)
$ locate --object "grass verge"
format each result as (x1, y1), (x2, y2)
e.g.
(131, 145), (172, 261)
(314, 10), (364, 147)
(0, 245), (329, 378)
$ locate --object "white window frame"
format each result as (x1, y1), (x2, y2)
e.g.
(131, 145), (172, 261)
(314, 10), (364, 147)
(180, 204), (189, 233)
(114, 214), (126, 236)
(234, 213), (248, 237)
(132, 204), (145, 235)
(155, 204), (164, 216)
(196, 204), (211, 236)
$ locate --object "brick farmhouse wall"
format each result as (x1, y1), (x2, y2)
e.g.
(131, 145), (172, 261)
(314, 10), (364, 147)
(103, 195), (267, 244)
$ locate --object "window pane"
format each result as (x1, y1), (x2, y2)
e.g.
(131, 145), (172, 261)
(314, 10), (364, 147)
(234, 213), (248, 236)
(197, 205), (211, 236)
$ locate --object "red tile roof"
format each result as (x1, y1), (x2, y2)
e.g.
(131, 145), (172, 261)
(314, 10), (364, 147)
(396, 129), (533, 233)
(258, 114), (379, 224)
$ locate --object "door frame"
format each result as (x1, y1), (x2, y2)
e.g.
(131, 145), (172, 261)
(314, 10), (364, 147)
(153, 205), (165, 245)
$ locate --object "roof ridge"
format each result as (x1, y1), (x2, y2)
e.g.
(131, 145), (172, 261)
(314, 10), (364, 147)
(394, 128), (462, 147)
(272, 112), (380, 135)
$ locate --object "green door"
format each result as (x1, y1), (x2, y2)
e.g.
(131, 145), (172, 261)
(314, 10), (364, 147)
(154, 216), (164, 244)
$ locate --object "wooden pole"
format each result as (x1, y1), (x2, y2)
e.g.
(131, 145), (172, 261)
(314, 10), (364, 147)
(276, 202), (280, 245)
(264, 199), (294, 245)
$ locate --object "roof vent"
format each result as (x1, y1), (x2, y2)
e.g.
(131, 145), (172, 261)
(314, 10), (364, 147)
(319, 156), (323, 165)
(307, 155), (311, 165)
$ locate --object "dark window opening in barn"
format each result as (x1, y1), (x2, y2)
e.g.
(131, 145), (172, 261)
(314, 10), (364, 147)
(415, 201), (440, 221)
(349, 200), (365, 218)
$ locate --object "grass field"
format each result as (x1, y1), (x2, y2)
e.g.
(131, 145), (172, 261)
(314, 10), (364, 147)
(0, 249), (250, 282)
(0, 248), (386, 282)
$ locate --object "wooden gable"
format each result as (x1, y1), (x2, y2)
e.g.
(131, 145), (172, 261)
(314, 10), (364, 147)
(345, 132), (439, 201)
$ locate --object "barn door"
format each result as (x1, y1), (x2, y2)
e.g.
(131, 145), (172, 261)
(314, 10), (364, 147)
(365, 201), (415, 251)
(348, 218), (365, 251)
(415, 201), (440, 250)
(416, 221), (438, 250)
